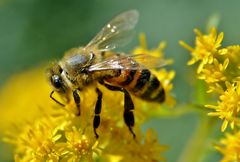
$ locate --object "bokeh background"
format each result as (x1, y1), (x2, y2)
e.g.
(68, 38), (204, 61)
(1, 0), (240, 161)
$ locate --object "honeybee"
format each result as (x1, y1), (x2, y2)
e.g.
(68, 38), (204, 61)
(47, 10), (166, 138)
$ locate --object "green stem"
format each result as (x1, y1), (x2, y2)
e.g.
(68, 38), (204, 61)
(177, 115), (215, 162)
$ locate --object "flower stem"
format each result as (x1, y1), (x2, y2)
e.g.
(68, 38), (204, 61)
(177, 115), (215, 162)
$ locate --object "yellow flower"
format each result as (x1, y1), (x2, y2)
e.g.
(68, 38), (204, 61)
(133, 33), (167, 58)
(225, 45), (240, 64)
(224, 45), (240, 76)
(102, 128), (168, 162)
(198, 58), (229, 84)
(0, 67), (55, 131)
(181, 27), (240, 132)
(60, 127), (100, 162)
(206, 81), (240, 131)
(180, 27), (230, 89)
(180, 27), (225, 73)
(4, 117), (62, 162)
(215, 131), (240, 162)
(0, 34), (173, 161)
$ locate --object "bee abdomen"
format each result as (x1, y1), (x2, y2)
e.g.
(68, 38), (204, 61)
(133, 69), (151, 91)
(131, 69), (165, 103)
(139, 76), (165, 102)
(105, 69), (165, 103)
(106, 69), (165, 102)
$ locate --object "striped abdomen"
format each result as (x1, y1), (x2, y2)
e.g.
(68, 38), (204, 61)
(105, 69), (165, 102)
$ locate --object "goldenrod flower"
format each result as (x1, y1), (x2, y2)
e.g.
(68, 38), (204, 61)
(181, 27), (240, 161)
(60, 127), (100, 161)
(180, 27), (240, 131)
(198, 58), (229, 84)
(4, 117), (63, 162)
(133, 33), (167, 59)
(206, 81), (240, 131)
(225, 45), (240, 65)
(180, 28), (225, 73)
(0, 67), (55, 131)
(102, 128), (168, 162)
(215, 131), (240, 162)
(1, 34), (173, 161)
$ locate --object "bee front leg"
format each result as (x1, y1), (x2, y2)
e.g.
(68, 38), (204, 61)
(73, 89), (81, 116)
(99, 81), (136, 138)
(50, 91), (66, 107)
(93, 88), (102, 139)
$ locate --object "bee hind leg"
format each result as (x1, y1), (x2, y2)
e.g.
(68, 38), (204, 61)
(73, 89), (81, 116)
(123, 89), (135, 138)
(93, 88), (103, 139)
(99, 81), (136, 138)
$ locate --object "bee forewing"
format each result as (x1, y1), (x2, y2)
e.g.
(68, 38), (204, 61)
(88, 54), (170, 71)
(86, 10), (139, 51)
(129, 54), (171, 69)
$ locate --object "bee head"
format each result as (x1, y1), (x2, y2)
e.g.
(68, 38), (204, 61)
(46, 64), (66, 93)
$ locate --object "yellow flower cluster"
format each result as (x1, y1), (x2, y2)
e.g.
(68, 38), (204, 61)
(180, 28), (240, 161)
(180, 28), (240, 131)
(1, 34), (174, 162)
(215, 131), (240, 162)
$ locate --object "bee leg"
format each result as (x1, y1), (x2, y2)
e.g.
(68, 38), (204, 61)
(123, 89), (136, 139)
(93, 88), (102, 139)
(73, 89), (81, 116)
(99, 81), (136, 138)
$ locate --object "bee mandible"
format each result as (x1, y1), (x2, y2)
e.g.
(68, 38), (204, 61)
(47, 10), (166, 138)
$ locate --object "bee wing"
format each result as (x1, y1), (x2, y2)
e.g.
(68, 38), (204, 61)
(88, 54), (170, 71)
(85, 10), (139, 51)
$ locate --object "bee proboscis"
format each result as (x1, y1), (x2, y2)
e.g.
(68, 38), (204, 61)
(47, 10), (166, 138)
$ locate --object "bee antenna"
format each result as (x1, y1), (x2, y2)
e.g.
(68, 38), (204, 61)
(50, 91), (65, 107)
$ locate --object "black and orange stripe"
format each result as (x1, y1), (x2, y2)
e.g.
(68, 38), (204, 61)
(105, 69), (165, 103)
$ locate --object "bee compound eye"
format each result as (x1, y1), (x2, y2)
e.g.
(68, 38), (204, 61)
(51, 75), (62, 89)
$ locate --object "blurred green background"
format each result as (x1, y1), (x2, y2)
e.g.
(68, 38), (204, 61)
(1, 0), (240, 161)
